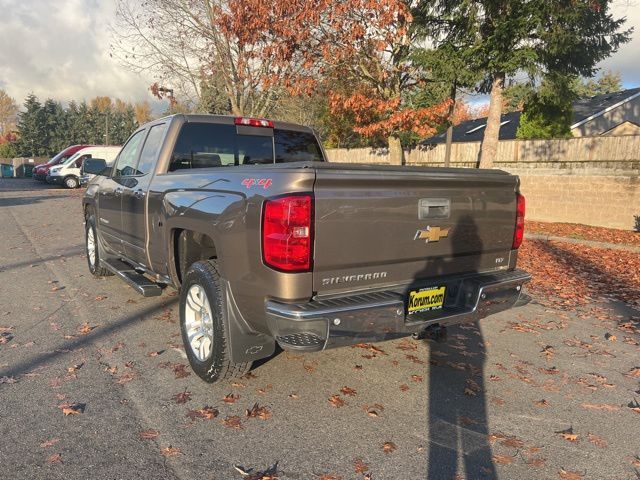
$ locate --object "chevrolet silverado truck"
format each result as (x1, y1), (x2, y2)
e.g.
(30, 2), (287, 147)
(82, 114), (531, 383)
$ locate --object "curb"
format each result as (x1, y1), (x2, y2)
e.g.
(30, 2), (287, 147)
(525, 232), (640, 253)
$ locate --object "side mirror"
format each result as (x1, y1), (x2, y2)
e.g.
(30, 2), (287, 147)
(83, 158), (108, 176)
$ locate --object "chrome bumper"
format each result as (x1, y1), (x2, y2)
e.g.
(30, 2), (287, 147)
(266, 269), (531, 351)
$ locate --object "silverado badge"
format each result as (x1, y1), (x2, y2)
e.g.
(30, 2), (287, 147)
(414, 226), (450, 243)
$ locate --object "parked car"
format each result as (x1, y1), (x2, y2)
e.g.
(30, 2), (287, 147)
(33, 145), (92, 181)
(83, 114), (531, 384)
(47, 146), (121, 188)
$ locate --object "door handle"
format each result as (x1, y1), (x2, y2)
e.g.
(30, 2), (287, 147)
(134, 189), (146, 199)
(114, 187), (123, 197)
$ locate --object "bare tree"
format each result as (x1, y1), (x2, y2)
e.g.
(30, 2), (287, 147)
(110, 0), (286, 116)
(0, 90), (19, 137)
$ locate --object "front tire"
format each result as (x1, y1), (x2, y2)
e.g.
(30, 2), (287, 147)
(180, 260), (252, 383)
(85, 215), (112, 277)
(64, 176), (79, 189)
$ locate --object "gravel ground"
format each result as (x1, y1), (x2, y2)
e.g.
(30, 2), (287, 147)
(1, 178), (639, 480)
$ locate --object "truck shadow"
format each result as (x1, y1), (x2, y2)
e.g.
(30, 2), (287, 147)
(412, 214), (497, 479)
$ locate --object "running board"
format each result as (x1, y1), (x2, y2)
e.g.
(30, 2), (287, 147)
(101, 258), (163, 297)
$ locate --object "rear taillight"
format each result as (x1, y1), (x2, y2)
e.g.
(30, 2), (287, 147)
(512, 193), (526, 249)
(235, 117), (274, 128)
(262, 194), (313, 272)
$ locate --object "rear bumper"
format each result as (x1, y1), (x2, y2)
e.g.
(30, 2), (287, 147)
(265, 269), (531, 351)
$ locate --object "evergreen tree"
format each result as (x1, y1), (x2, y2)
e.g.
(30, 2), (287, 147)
(573, 70), (623, 97)
(16, 94), (45, 156)
(516, 74), (574, 139)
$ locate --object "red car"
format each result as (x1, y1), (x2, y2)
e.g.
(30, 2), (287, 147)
(33, 145), (92, 181)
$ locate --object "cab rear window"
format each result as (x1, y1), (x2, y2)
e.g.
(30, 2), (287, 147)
(168, 122), (323, 172)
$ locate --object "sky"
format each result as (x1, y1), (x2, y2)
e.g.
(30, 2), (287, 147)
(0, 0), (639, 110)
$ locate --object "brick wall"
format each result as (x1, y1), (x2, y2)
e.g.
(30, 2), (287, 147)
(516, 174), (639, 231)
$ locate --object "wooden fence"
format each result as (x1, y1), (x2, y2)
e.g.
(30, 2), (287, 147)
(326, 135), (640, 172)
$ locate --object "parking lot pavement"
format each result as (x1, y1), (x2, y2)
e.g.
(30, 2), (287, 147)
(1, 178), (639, 480)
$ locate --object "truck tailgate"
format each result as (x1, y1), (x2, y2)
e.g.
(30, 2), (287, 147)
(312, 164), (519, 295)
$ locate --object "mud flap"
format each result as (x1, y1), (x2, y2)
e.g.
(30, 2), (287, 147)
(223, 281), (275, 364)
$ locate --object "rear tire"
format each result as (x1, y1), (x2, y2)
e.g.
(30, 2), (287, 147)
(180, 260), (252, 383)
(85, 215), (112, 277)
(64, 176), (79, 189)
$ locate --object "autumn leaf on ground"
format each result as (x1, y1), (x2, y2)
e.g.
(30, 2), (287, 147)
(172, 390), (191, 404)
(66, 363), (84, 377)
(501, 437), (524, 448)
(340, 386), (357, 397)
(95, 295), (107, 301)
(459, 416), (478, 426)
(245, 403), (272, 420)
(172, 363), (190, 378)
(0, 375), (17, 384)
(47, 453), (63, 464)
(58, 402), (85, 416)
(40, 438), (60, 448)
(77, 323), (96, 335)
(223, 393), (239, 404)
(587, 433), (607, 448)
(382, 441), (397, 454)
(396, 338), (417, 351)
(146, 350), (165, 357)
(558, 468), (584, 480)
(139, 429), (160, 440)
(405, 354), (425, 364)
(493, 454), (514, 465)
(243, 371), (258, 380)
(465, 378), (481, 396)
(581, 403), (619, 412)
(328, 395), (346, 408)
(160, 446), (181, 457)
(221, 415), (243, 429)
(411, 375), (423, 382)
(626, 367), (640, 378)
(534, 399), (550, 408)
(399, 384), (409, 391)
(353, 458), (369, 474)
(288, 393), (299, 399)
(555, 427), (579, 443)
(362, 403), (384, 418)
(186, 406), (219, 421)
(116, 372), (136, 384)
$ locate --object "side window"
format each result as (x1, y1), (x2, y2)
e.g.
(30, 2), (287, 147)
(75, 154), (91, 168)
(113, 130), (145, 177)
(137, 123), (167, 176)
(169, 123), (237, 171)
(274, 130), (323, 163)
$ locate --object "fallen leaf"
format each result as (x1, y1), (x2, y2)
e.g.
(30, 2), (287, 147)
(66, 363), (84, 376)
(604, 333), (616, 342)
(77, 323), (95, 335)
(288, 393), (299, 399)
(0, 376), (17, 384)
(139, 429), (160, 440)
(555, 427), (578, 443)
(223, 393), (239, 404)
(580, 403), (619, 412)
(459, 416), (478, 426)
(58, 402), (85, 416)
(328, 395), (346, 408)
(186, 406), (219, 421)
(525, 457), (547, 467)
(245, 403), (272, 420)
(558, 468), (583, 480)
(146, 350), (164, 357)
(410, 375), (423, 382)
(172, 363), (190, 378)
(95, 295), (107, 301)
(405, 354), (425, 364)
(501, 437), (524, 448)
(399, 384), (409, 391)
(340, 386), (357, 397)
(534, 399), (550, 408)
(172, 390), (191, 404)
(221, 415), (243, 429)
(353, 458), (369, 473)
(493, 454), (514, 465)
(40, 439), (60, 448)
(587, 433), (607, 448)
(47, 453), (63, 464)
(382, 441), (397, 454)
(160, 446), (181, 457)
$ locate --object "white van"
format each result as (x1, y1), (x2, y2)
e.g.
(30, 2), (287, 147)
(47, 146), (121, 188)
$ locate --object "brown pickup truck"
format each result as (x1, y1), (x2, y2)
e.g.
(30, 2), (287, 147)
(82, 114), (530, 383)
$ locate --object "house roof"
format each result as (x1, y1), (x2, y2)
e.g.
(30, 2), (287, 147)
(423, 87), (640, 144)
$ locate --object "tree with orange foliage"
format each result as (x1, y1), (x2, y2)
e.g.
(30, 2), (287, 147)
(224, 0), (451, 163)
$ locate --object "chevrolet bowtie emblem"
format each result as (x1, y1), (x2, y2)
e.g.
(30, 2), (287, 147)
(414, 226), (450, 243)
